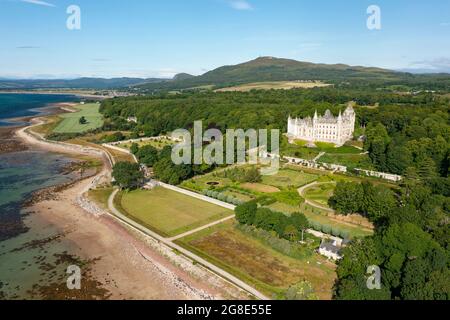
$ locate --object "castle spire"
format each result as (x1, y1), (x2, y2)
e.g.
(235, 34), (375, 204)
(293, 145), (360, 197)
(314, 110), (318, 119)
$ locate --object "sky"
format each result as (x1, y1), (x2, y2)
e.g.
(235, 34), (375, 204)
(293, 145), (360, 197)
(0, 0), (449, 79)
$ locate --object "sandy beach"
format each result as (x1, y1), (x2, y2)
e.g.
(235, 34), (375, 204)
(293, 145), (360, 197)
(12, 117), (248, 300)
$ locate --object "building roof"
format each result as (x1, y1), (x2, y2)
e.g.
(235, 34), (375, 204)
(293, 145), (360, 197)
(319, 241), (341, 255)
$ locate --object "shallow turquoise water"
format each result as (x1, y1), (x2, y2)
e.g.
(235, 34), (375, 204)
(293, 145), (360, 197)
(0, 150), (80, 299)
(0, 93), (79, 126)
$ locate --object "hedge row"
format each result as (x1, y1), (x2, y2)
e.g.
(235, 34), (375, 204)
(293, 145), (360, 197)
(309, 221), (350, 239)
(202, 190), (244, 206)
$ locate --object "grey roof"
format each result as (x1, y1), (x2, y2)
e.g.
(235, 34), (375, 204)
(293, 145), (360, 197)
(319, 242), (341, 254)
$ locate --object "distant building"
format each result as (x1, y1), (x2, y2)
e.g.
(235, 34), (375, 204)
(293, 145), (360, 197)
(288, 105), (356, 146)
(318, 240), (343, 261)
(127, 116), (138, 123)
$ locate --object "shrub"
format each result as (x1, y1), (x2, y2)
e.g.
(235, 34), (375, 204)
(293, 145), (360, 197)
(226, 196), (235, 204)
(322, 225), (332, 234)
(331, 227), (341, 237)
(211, 191), (219, 199)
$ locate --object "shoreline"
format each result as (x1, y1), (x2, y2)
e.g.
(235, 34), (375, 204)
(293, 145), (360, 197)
(0, 90), (110, 100)
(12, 115), (247, 300)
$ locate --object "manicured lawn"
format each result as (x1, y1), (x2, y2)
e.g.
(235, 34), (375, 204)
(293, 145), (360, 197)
(118, 187), (233, 237)
(303, 183), (336, 207)
(53, 103), (103, 133)
(261, 169), (319, 188)
(177, 221), (336, 299)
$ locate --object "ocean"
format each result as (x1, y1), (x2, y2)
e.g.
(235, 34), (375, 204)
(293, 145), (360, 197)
(0, 93), (79, 126)
(0, 94), (83, 299)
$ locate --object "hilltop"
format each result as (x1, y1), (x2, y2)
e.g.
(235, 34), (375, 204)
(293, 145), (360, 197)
(136, 56), (450, 92)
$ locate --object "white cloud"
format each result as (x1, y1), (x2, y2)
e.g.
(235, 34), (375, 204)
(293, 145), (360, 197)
(228, 0), (253, 11)
(21, 0), (55, 7)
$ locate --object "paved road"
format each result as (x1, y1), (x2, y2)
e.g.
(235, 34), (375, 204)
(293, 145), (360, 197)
(107, 189), (269, 301)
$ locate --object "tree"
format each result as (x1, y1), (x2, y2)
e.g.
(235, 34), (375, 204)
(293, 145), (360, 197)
(361, 182), (397, 223)
(112, 162), (144, 189)
(130, 143), (139, 155)
(329, 182), (364, 215)
(284, 225), (299, 241)
(79, 116), (87, 124)
(244, 167), (262, 183)
(136, 145), (159, 166)
(289, 212), (309, 231)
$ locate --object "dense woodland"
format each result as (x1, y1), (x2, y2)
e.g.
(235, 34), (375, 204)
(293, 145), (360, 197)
(102, 87), (449, 300)
(100, 88), (449, 178)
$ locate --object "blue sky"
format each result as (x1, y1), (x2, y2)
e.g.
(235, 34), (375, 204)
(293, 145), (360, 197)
(1, 0), (449, 78)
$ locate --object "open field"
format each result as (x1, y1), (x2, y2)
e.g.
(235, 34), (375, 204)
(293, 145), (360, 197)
(53, 103), (103, 133)
(261, 169), (319, 188)
(240, 183), (281, 193)
(117, 187), (233, 237)
(319, 153), (373, 170)
(117, 137), (176, 150)
(267, 202), (373, 238)
(215, 81), (331, 92)
(88, 187), (113, 210)
(303, 183), (336, 207)
(177, 221), (336, 299)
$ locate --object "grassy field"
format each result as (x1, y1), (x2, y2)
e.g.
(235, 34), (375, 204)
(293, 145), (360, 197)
(118, 187), (233, 237)
(240, 183), (281, 193)
(215, 81), (331, 92)
(268, 202), (373, 238)
(319, 153), (373, 170)
(117, 137), (176, 150)
(303, 183), (336, 207)
(261, 169), (319, 188)
(88, 187), (113, 210)
(53, 103), (103, 133)
(177, 221), (336, 299)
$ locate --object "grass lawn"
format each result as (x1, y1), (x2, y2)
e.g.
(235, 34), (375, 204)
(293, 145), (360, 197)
(303, 183), (336, 207)
(176, 221), (336, 299)
(319, 153), (373, 170)
(117, 137), (176, 150)
(261, 169), (319, 188)
(267, 202), (373, 238)
(240, 183), (281, 193)
(88, 187), (113, 210)
(223, 190), (255, 202)
(118, 187), (233, 237)
(53, 103), (103, 133)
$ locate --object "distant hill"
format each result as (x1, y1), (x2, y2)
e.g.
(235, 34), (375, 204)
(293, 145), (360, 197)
(0, 77), (166, 90)
(173, 73), (195, 81)
(136, 57), (450, 92)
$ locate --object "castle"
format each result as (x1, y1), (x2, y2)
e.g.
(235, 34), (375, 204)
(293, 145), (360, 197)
(287, 105), (356, 146)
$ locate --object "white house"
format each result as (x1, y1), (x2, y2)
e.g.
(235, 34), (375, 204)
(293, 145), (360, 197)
(288, 105), (356, 146)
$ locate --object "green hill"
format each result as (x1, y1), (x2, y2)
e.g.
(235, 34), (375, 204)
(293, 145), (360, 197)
(136, 56), (450, 92)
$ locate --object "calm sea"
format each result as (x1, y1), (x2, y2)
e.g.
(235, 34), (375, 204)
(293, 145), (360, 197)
(0, 94), (83, 299)
(0, 93), (79, 126)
